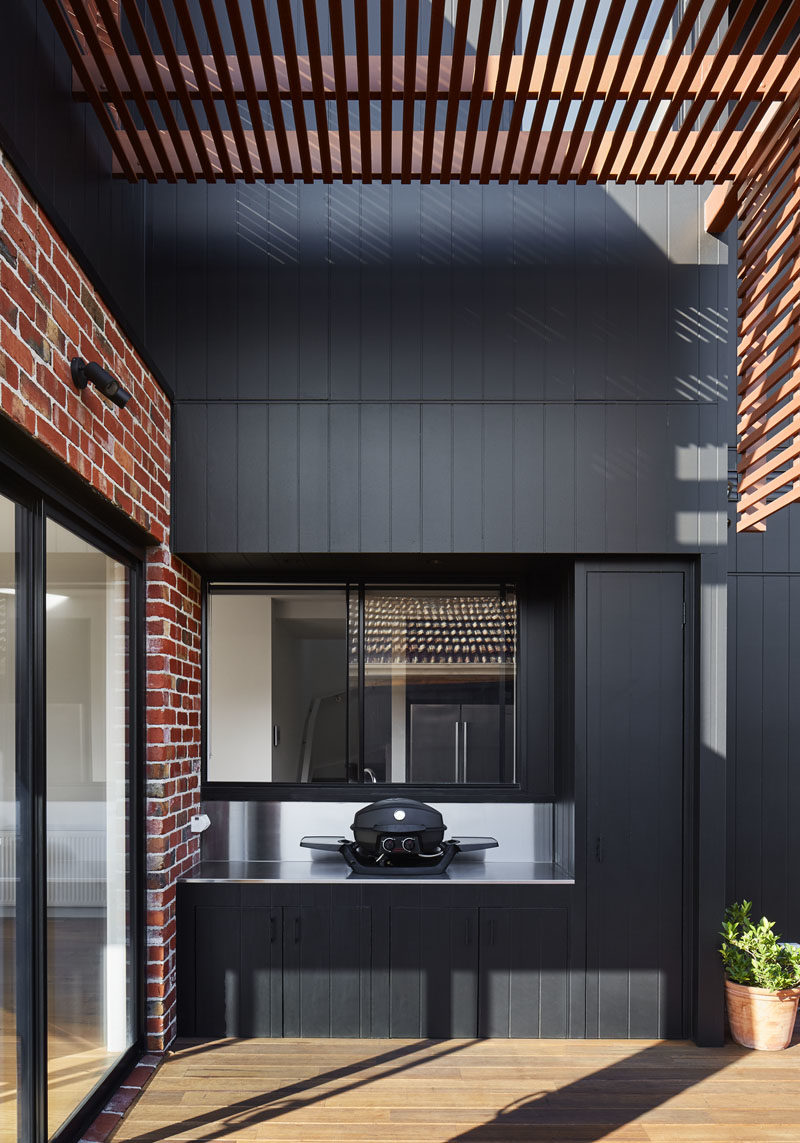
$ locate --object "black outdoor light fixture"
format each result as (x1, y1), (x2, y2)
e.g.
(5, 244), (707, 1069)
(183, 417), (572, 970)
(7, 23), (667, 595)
(70, 356), (132, 409)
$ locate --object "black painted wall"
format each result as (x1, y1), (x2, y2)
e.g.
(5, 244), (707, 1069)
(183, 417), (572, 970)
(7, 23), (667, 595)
(151, 179), (728, 557)
(728, 499), (800, 942)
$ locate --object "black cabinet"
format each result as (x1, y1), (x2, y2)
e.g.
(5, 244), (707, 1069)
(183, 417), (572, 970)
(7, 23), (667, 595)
(281, 905), (371, 1037)
(478, 907), (569, 1037)
(380, 906), (479, 1037)
(191, 900), (248, 1036)
(240, 906), (283, 1036)
(582, 569), (687, 1038)
(378, 904), (570, 1038)
(178, 887), (371, 1038)
(178, 885), (572, 1039)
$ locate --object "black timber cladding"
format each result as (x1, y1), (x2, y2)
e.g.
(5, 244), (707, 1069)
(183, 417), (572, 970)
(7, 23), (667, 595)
(160, 180), (728, 555)
(177, 880), (576, 1040)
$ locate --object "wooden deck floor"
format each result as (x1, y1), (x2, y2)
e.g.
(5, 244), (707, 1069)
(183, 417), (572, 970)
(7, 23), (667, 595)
(112, 1035), (800, 1142)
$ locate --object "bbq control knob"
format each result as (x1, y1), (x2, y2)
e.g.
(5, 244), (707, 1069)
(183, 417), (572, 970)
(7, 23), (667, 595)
(382, 837), (396, 853)
(402, 837), (417, 853)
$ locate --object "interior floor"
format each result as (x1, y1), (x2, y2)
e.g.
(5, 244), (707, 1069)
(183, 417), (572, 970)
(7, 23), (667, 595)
(1, 914), (124, 1138)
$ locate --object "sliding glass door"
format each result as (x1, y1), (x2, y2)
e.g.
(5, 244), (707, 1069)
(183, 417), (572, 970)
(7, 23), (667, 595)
(0, 475), (142, 1143)
(45, 521), (133, 1138)
(0, 493), (18, 1140)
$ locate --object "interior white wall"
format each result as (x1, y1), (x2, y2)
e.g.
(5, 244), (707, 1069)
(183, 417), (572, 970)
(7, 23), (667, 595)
(208, 594), (272, 782)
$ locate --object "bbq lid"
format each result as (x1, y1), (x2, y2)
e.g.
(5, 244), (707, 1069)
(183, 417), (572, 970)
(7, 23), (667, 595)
(351, 797), (446, 834)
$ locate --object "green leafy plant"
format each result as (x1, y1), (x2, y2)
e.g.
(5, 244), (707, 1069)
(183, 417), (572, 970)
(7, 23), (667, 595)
(720, 901), (800, 991)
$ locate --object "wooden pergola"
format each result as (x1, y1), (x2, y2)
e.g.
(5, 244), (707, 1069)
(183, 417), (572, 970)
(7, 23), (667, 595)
(44, 0), (800, 532)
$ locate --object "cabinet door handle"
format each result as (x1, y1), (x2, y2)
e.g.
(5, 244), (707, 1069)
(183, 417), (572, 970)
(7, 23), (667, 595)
(462, 720), (468, 782)
(269, 915), (277, 943)
(454, 721), (460, 781)
(595, 836), (604, 863)
(294, 916), (301, 943)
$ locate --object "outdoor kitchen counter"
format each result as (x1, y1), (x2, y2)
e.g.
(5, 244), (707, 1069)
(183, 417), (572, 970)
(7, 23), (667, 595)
(182, 859), (574, 884)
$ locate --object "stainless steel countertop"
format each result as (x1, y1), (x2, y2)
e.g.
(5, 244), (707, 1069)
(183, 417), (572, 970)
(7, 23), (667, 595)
(182, 859), (574, 885)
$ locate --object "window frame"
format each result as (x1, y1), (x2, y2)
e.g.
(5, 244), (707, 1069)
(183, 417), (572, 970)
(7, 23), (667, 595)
(202, 576), (557, 803)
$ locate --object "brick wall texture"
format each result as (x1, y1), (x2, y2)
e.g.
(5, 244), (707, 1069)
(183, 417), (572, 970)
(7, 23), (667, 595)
(0, 147), (201, 1051)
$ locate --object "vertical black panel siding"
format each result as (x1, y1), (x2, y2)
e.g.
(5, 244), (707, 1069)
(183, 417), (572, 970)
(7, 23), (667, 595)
(390, 404), (422, 551)
(728, 572), (800, 940)
(175, 399), (723, 555)
(236, 405), (270, 551)
(297, 404), (329, 551)
(0, 0), (148, 361)
(165, 181), (727, 555)
(360, 404), (391, 551)
(329, 404), (360, 552)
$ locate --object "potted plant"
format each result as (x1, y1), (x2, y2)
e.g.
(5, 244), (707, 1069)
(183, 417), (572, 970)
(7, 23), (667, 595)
(720, 900), (800, 1050)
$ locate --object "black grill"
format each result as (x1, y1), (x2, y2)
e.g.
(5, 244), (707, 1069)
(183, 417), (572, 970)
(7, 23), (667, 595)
(301, 796), (497, 876)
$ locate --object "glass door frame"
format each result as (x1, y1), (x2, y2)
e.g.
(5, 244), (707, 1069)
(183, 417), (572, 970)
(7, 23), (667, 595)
(0, 462), (146, 1143)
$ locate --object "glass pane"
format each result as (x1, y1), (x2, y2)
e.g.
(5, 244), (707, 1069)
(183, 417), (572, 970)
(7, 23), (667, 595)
(45, 520), (132, 1138)
(0, 495), (17, 1140)
(208, 591), (348, 783)
(359, 587), (517, 784)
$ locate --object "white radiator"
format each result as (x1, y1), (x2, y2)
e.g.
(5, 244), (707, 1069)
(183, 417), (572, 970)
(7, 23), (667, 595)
(0, 831), (106, 907)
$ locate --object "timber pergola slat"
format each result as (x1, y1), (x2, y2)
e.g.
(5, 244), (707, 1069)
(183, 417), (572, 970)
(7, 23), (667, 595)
(110, 127), (769, 183)
(733, 13), (800, 533)
(56, 0), (800, 186)
(74, 52), (800, 105)
(44, 0), (800, 532)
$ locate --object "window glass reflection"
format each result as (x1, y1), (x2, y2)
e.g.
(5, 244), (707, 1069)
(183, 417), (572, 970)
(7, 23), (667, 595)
(0, 494), (17, 1140)
(45, 520), (131, 1138)
(358, 587), (517, 784)
(208, 591), (348, 783)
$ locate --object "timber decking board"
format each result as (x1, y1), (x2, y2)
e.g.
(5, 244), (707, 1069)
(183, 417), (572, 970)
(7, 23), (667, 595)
(112, 1035), (800, 1142)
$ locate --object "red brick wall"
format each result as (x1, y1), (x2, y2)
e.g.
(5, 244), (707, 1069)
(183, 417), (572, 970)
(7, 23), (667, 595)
(144, 547), (202, 1046)
(0, 147), (201, 1051)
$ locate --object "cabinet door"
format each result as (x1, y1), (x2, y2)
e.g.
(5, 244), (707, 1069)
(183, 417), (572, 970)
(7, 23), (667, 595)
(283, 906), (371, 1037)
(240, 908), (282, 1037)
(193, 905), (242, 1037)
(478, 907), (569, 1037)
(387, 906), (479, 1037)
(584, 569), (686, 1037)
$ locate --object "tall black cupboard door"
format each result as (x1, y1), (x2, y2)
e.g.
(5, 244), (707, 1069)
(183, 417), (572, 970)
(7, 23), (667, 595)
(584, 569), (686, 1038)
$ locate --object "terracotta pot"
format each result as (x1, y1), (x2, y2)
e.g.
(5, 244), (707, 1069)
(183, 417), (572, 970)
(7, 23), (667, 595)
(724, 978), (800, 1050)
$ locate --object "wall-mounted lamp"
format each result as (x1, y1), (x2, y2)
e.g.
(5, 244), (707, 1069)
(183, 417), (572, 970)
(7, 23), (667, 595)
(70, 357), (132, 409)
